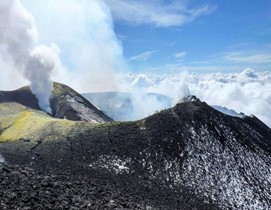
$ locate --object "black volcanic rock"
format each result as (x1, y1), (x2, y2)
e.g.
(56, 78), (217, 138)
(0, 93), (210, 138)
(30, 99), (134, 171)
(0, 86), (39, 109)
(0, 82), (112, 122)
(50, 83), (112, 122)
(0, 98), (271, 209)
(0, 164), (216, 210)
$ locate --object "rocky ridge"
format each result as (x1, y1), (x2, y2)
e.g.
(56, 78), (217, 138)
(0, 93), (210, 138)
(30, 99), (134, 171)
(0, 91), (271, 209)
(0, 82), (112, 122)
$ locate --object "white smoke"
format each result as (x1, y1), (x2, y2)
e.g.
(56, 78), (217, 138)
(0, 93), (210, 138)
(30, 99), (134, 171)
(129, 75), (166, 120)
(1, 0), (270, 130)
(0, 0), (57, 113)
(0, 0), (37, 67)
(20, 0), (126, 93)
(24, 45), (58, 113)
(113, 73), (190, 121)
(0, 0), (127, 112)
(173, 72), (191, 104)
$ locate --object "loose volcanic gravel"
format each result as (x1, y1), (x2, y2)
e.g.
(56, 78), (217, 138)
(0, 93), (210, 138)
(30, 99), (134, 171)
(0, 164), (154, 210)
(0, 164), (217, 210)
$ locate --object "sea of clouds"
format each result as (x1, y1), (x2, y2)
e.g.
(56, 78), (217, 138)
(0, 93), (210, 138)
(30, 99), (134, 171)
(0, 1), (270, 128)
(118, 68), (271, 127)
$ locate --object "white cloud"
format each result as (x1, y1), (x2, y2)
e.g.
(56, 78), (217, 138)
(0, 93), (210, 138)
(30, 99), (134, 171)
(118, 69), (271, 127)
(175, 51), (187, 59)
(128, 50), (157, 62)
(0, 57), (28, 90)
(223, 51), (271, 64)
(170, 41), (177, 47)
(0, 0), (62, 113)
(18, 0), (127, 93)
(106, 0), (215, 27)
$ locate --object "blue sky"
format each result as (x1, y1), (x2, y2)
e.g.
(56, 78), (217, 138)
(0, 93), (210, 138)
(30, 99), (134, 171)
(108, 0), (271, 73)
(1, 0), (271, 125)
(3, 0), (270, 93)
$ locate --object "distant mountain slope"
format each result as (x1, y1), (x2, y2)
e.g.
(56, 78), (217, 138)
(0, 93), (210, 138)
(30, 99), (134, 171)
(212, 105), (245, 117)
(0, 97), (271, 209)
(0, 83), (112, 122)
(83, 92), (172, 121)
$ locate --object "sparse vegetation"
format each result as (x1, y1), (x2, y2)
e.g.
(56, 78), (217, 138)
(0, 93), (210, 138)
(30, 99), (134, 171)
(0, 89), (271, 210)
(0, 103), (77, 142)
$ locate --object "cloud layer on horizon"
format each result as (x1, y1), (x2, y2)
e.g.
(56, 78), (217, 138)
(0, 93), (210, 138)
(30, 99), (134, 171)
(0, 1), (270, 128)
(119, 68), (271, 127)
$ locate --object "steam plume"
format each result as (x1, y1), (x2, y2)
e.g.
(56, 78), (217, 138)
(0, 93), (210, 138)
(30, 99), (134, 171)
(19, 0), (126, 93)
(24, 45), (56, 113)
(0, 0), (55, 113)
